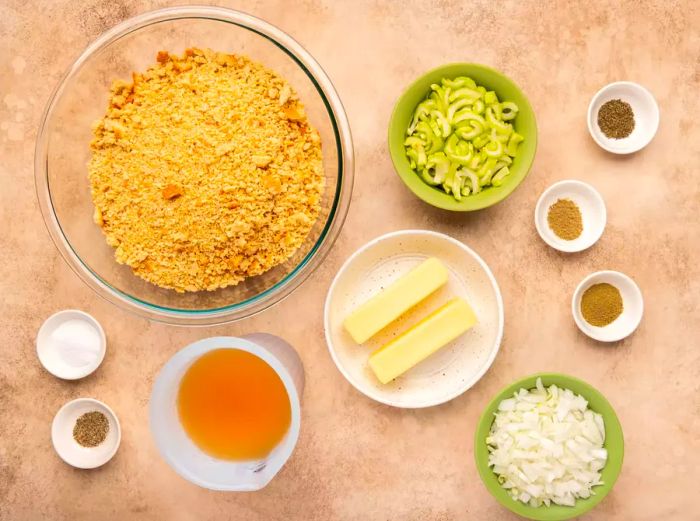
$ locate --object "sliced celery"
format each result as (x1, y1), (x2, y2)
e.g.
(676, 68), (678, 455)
(492, 102), (503, 120)
(452, 172), (464, 201)
(453, 110), (486, 127)
(443, 133), (460, 154)
(406, 149), (420, 168)
(446, 147), (474, 166)
(447, 98), (473, 121)
(506, 132), (524, 157)
(421, 168), (439, 185)
(491, 166), (510, 186)
(484, 91), (499, 105)
(485, 107), (510, 133)
(430, 110), (451, 137)
(484, 140), (504, 158)
(500, 101), (519, 121)
(472, 134), (490, 150)
(442, 77), (469, 89)
(463, 168), (481, 194)
(455, 123), (482, 141)
(449, 87), (481, 103)
(443, 76), (477, 89)
(444, 161), (459, 188)
(416, 148), (427, 167)
(468, 153), (482, 170)
(404, 136), (425, 148)
(404, 75), (523, 200)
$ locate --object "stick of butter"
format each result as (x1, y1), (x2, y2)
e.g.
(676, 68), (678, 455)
(343, 257), (449, 344)
(368, 297), (477, 384)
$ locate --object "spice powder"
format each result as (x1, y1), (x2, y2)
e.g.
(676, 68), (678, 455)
(597, 99), (635, 139)
(73, 411), (109, 447)
(547, 199), (583, 240)
(580, 283), (623, 327)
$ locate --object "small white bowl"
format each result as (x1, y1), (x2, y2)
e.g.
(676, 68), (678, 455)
(572, 270), (644, 342)
(324, 230), (504, 409)
(36, 310), (106, 380)
(52, 398), (121, 469)
(535, 180), (606, 252)
(587, 81), (659, 154)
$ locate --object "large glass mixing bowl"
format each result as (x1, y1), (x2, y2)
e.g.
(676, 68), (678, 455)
(35, 6), (354, 326)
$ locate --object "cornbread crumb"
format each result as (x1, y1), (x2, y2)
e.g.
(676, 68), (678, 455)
(88, 48), (324, 292)
(162, 184), (183, 200)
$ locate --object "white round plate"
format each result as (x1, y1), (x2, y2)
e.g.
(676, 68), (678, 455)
(36, 309), (106, 380)
(52, 398), (121, 469)
(324, 230), (503, 408)
(535, 180), (606, 253)
(587, 81), (659, 154)
(572, 270), (644, 342)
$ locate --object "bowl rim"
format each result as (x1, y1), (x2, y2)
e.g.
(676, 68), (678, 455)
(34, 5), (354, 325)
(388, 62), (538, 211)
(534, 179), (607, 253)
(474, 372), (625, 520)
(51, 397), (122, 469)
(586, 81), (659, 155)
(323, 229), (504, 408)
(36, 309), (107, 380)
(571, 270), (644, 342)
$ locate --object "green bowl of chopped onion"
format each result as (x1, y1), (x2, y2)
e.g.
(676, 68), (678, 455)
(474, 373), (624, 520)
(389, 63), (537, 210)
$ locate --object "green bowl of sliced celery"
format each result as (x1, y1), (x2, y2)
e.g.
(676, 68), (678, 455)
(388, 63), (537, 211)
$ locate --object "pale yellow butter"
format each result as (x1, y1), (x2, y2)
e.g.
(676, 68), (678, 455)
(368, 297), (477, 384)
(343, 257), (449, 344)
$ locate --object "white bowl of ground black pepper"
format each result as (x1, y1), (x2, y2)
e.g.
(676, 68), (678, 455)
(587, 81), (659, 154)
(572, 270), (644, 342)
(535, 180), (606, 252)
(51, 398), (121, 469)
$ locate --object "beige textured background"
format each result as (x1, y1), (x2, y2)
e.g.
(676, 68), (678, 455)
(1, 1), (699, 520)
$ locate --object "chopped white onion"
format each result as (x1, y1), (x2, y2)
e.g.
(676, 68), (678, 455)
(486, 378), (607, 508)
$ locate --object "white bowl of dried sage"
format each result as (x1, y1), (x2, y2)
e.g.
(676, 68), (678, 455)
(51, 398), (121, 469)
(587, 81), (659, 154)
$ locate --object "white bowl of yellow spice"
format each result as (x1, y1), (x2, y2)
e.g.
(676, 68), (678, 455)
(587, 81), (659, 154)
(535, 180), (606, 252)
(572, 270), (644, 342)
(52, 398), (121, 469)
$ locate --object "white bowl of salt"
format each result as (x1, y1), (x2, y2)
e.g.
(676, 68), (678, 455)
(37, 310), (106, 380)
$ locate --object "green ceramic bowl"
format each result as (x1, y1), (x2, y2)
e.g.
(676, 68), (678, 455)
(474, 373), (624, 521)
(388, 63), (537, 211)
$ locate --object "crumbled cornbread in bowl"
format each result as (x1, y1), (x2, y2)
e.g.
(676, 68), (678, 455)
(88, 48), (324, 292)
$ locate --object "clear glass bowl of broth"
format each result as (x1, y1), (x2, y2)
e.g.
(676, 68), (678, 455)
(35, 6), (354, 325)
(149, 334), (304, 491)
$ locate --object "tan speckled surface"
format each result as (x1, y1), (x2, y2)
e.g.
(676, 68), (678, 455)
(1, 1), (699, 520)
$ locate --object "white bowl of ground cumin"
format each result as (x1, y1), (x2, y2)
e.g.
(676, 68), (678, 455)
(535, 180), (607, 253)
